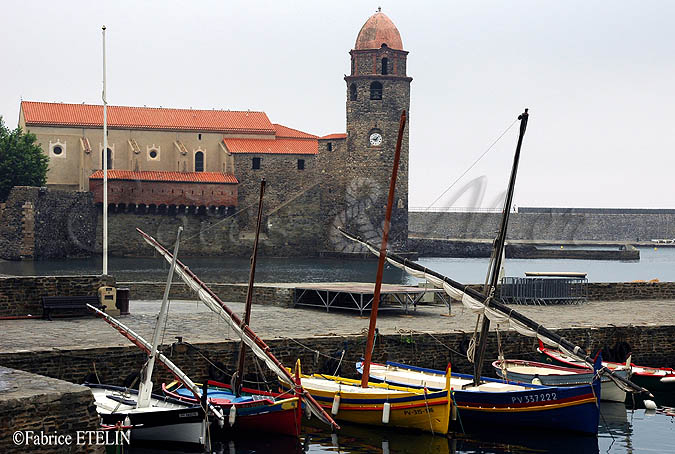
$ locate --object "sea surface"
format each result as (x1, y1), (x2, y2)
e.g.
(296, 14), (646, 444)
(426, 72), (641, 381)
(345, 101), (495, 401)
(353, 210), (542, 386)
(119, 403), (675, 454)
(2, 246), (675, 284)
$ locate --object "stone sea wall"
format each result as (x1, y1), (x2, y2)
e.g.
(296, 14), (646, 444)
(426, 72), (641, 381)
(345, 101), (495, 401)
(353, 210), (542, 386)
(0, 325), (673, 394)
(409, 211), (675, 242)
(0, 275), (115, 317)
(0, 367), (103, 453)
(119, 281), (294, 307)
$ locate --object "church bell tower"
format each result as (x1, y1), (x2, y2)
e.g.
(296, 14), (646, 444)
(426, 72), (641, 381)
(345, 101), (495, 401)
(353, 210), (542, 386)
(344, 8), (412, 248)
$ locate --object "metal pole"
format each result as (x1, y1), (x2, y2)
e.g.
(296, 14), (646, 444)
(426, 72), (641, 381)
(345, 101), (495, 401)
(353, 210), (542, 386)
(360, 110), (406, 388)
(102, 25), (108, 276)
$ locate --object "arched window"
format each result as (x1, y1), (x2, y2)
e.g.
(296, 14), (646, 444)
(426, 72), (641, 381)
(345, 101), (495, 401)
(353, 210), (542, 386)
(350, 83), (357, 101)
(195, 151), (204, 172)
(381, 58), (388, 75)
(370, 81), (383, 100)
(101, 148), (113, 169)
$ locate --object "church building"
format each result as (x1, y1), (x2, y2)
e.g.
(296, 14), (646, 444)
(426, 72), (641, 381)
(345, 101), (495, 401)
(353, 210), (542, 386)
(17, 9), (411, 253)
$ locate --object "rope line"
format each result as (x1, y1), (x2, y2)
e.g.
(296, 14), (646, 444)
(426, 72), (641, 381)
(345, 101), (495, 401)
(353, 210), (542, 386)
(424, 117), (519, 210)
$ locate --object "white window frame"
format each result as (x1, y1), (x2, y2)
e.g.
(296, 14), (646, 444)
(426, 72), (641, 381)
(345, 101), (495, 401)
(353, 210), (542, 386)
(49, 140), (67, 158)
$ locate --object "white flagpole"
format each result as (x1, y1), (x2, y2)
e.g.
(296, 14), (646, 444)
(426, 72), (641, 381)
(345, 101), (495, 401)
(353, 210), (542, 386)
(102, 25), (108, 276)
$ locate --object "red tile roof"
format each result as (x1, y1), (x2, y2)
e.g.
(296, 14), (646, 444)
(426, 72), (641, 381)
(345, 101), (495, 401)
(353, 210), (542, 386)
(273, 123), (318, 139)
(22, 101), (275, 134)
(89, 170), (238, 184)
(223, 137), (318, 155)
(321, 133), (347, 140)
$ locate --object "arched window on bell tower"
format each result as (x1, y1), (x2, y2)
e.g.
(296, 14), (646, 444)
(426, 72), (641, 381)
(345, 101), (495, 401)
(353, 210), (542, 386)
(381, 58), (388, 75)
(370, 81), (383, 100)
(350, 83), (358, 101)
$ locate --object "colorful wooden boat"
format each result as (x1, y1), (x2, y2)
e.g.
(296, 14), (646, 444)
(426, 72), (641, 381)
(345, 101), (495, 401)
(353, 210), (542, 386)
(87, 383), (207, 447)
(358, 360), (601, 435)
(492, 359), (629, 402)
(163, 381), (302, 437)
(291, 362), (452, 434)
(537, 341), (675, 395)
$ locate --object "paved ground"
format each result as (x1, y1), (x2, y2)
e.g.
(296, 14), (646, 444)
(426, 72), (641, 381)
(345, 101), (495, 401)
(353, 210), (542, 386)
(1, 298), (674, 354)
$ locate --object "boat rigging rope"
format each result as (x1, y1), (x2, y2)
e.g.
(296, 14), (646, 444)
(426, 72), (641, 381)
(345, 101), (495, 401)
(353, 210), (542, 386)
(423, 117), (519, 211)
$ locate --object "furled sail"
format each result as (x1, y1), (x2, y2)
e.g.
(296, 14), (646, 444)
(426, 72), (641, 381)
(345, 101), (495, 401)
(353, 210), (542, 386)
(137, 228), (340, 430)
(338, 227), (652, 396)
(86, 304), (225, 424)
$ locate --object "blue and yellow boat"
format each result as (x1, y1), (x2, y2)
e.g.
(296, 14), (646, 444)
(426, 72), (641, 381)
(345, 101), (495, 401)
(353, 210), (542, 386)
(360, 360), (601, 435)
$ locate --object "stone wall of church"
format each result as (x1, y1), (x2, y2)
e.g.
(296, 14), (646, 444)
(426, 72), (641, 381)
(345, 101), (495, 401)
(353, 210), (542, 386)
(232, 153), (321, 229)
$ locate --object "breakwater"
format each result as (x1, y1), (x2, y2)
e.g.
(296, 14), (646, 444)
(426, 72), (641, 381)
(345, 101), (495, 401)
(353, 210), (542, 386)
(409, 210), (675, 243)
(408, 238), (640, 260)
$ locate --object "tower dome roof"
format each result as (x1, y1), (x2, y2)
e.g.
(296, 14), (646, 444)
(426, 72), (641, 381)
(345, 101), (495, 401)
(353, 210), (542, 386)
(354, 10), (404, 51)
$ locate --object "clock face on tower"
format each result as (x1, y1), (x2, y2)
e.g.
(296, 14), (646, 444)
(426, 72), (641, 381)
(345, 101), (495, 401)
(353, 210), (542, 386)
(369, 132), (383, 147)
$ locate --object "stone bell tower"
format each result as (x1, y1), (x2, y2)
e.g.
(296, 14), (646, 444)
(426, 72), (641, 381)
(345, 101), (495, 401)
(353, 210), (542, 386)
(343, 8), (412, 249)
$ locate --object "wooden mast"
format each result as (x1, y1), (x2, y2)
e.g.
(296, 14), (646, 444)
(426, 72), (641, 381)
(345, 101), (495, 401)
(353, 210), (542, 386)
(471, 109), (529, 386)
(360, 110), (407, 388)
(234, 178), (266, 396)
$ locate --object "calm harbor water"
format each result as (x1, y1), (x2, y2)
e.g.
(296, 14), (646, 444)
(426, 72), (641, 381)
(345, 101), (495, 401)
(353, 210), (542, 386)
(121, 404), (674, 454)
(2, 246), (675, 284)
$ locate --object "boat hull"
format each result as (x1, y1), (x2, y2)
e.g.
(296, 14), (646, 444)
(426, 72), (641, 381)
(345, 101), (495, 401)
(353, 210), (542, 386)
(163, 382), (302, 438)
(360, 361), (600, 435)
(296, 375), (451, 435)
(87, 384), (207, 446)
(537, 344), (675, 400)
(493, 359), (628, 403)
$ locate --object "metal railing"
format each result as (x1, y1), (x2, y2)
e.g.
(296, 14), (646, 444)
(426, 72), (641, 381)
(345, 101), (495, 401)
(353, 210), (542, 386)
(499, 276), (588, 305)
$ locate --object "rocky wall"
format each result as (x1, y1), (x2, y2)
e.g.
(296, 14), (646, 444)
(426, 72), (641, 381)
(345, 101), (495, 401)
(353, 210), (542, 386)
(0, 367), (102, 453)
(0, 187), (97, 260)
(0, 275), (115, 317)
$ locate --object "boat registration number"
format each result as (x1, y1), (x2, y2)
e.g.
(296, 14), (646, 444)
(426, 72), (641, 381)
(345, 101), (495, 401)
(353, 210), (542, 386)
(512, 393), (557, 404)
(179, 412), (199, 418)
(403, 408), (433, 416)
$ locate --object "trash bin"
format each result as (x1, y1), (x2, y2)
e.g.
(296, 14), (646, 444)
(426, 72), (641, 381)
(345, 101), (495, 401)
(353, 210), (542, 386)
(116, 288), (130, 315)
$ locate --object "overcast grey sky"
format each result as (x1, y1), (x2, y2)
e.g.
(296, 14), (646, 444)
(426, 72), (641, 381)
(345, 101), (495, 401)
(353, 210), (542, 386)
(2, 1), (674, 209)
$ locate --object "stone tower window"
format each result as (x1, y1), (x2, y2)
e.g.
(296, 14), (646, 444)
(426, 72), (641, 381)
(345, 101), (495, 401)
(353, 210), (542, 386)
(297, 159), (305, 170)
(198, 133), (202, 141)
(381, 58), (388, 75)
(195, 151), (204, 172)
(147, 146), (160, 161)
(350, 83), (357, 101)
(370, 81), (383, 100)
(252, 157), (261, 170)
(53, 145), (63, 155)
(327, 142), (333, 151)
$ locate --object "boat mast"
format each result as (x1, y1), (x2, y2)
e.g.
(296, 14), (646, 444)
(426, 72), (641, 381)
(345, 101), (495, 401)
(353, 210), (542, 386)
(360, 110), (406, 388)
(472, 109), (528, 386)
(234, 178), (265, 396)
(337, 229), (652, 397)
(137, 226), (183, 408)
